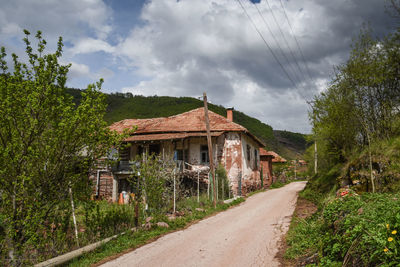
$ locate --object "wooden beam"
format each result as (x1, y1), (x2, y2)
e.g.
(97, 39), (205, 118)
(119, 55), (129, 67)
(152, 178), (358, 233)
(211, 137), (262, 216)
(203, 92), (216, 208)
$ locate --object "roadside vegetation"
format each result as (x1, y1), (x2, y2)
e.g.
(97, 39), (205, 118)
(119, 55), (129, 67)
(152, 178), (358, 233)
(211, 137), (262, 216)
(67, 196), (244, 266)
(283, 2), (400, 265)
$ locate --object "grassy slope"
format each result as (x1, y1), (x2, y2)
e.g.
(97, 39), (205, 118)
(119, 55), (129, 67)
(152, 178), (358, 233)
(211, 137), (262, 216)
(67, 89), (306, 159)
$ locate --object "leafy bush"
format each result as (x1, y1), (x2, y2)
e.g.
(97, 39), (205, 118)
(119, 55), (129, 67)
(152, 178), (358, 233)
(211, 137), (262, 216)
(319, 193), (400, 266)
(83, 201), (136, 240)
(289, 193), (400, 266)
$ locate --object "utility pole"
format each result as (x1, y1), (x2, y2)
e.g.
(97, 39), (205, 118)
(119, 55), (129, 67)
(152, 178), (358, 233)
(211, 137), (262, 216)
(203, 92), (217, 208)
(314, 141), (318, 175)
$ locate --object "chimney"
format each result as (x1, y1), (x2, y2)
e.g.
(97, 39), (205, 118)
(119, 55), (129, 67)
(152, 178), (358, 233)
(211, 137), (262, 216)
(226, 107), (234, 122)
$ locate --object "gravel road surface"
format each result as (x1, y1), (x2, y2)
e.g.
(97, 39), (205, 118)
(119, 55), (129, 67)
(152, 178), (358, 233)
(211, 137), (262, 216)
(101, 181), (306, 267)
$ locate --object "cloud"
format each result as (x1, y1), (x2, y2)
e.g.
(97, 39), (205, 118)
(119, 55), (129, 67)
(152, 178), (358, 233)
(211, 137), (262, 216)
(71, 38), (115, 54)
(68, 61), (91, 79)
(0, 0), (395, 133)
(0, 0), (113, 43)
(115, 0), (395, 133)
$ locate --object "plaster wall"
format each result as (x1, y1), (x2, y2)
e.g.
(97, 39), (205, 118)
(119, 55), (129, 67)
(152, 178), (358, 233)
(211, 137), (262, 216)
(240, 133), (261, 194)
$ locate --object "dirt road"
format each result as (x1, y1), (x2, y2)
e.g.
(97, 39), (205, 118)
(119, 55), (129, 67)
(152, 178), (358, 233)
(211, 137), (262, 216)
(101, 181), (306, 267)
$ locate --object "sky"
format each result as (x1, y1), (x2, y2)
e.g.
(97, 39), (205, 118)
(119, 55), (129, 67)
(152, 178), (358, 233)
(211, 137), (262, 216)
(0, 0), (397, 133)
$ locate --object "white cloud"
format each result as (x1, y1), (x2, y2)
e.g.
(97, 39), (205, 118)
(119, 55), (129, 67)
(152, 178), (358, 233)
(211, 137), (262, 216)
(71, 38), (115, 55)
(0, 0), (113, 43)
(115, 0), (316, 132)
(68, 62), (91, 79)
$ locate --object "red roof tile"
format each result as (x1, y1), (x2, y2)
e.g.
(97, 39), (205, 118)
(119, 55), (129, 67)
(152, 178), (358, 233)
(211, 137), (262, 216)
(259, 148), (274, 158)
(110, 108), (265, 146)
(109, 108), (246, 133)
(267, 151), (287, 163)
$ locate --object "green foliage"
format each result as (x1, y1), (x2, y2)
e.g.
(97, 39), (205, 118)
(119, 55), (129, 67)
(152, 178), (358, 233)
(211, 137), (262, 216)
(129, 153), (178, 214)
(270, 181), (289, 189)
(216, 164), (229, 199)
(82, 201), (136, 240)
(285, 216), (322, 260)
(287, 193), (400, 266)
(310, 28), (400, 185)
(67, 196), (245, 267)
(0, 31), (127, 265)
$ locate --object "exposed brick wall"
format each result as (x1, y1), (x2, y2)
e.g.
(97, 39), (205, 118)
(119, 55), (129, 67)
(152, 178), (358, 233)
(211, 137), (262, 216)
(224, 132), (242, 196)
(260, 157), (273, 188)
(89, 159), (114, 201)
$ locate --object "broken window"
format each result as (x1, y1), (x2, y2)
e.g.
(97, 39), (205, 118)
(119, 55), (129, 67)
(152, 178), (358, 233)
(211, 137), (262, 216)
(174, 149), (189, 165)
(254, 149), (258, 169)
(200, 145), (209, 164)
(247, 144), (251, 161)
(149, 144), (160, 155)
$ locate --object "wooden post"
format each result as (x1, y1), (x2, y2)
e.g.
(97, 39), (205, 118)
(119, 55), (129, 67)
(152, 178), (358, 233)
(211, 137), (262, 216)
(173, 169), (176, 213)
(203, 93), (216, 208)
(197, 170), (200, 203)
(69, 186), (79, 247)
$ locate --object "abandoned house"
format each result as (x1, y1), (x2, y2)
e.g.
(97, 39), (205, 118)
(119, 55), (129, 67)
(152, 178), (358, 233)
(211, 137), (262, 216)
(90, 107), (268, 202)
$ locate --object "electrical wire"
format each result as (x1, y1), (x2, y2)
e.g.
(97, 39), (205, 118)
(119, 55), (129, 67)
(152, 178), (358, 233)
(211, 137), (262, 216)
(236, 0), (299, 91)
(263, 0), (308, 84)
(278, 0), (314, 83)
(252, 2), (302, 86)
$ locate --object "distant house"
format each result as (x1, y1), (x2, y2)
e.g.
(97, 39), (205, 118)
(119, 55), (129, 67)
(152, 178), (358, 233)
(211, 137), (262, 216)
(267, 151), (287, 163)
(90, 107), (266, 202)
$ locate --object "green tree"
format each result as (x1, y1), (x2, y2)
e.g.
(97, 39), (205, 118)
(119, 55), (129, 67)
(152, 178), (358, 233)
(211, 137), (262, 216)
(0, 30), (128, 265)
(310, 28), (400, 190)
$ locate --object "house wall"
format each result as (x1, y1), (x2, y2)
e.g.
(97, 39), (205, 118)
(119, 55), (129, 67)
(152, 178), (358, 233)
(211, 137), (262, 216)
(260, 156), (273, 187)
(92, 133), (262, 201)
(222, 132), (242, 196)
(187, 136), (220, 167)
(89, 159), (114, 201)
(240, 133), (261, 194)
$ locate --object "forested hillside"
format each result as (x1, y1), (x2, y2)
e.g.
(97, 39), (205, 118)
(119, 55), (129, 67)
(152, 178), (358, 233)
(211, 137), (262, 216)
(67, 89), (307, 158)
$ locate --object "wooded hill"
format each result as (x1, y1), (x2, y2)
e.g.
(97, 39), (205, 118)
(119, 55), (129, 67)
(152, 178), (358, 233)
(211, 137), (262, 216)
(67, 89), (307, 159)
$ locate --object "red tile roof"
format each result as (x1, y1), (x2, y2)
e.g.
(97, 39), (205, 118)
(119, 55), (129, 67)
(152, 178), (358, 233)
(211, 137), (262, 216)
(268, 151), (287, 163)
(110, 107), (265, 146)
(259, 148), (274, 158)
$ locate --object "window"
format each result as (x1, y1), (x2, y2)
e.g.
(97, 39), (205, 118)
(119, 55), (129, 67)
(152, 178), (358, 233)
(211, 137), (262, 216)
(254, 149), (258, 169)
(200, 145), (209, 164)
(246, 144), (251, 161)
(137, 145), (144, 156)
(149, 144), (160, 155)
(174, 150), (183, 161)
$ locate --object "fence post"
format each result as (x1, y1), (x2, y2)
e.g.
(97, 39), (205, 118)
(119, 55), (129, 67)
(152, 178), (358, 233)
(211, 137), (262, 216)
(69, 186), (79, 247)
(197, 171), (200, 203)
(238, 171), (242, 196)
(173, 169), (176, 214)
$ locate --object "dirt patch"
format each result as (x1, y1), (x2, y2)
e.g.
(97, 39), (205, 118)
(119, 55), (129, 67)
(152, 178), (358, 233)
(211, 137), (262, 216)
(275, 196), (317, 266)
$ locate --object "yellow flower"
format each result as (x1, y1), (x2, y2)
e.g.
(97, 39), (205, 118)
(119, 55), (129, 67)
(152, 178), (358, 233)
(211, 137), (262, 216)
(387, 224), (390, 229)
(392, 230), (397, 235)
(384, 248), (389, 252)
(388, 237), (394, 242)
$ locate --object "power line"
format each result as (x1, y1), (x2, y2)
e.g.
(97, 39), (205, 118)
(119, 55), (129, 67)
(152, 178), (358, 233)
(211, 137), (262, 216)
(278, 0), (314, 83)
(252, 2), (302, 86)
(263, 0), (308, 84)
(236, 0), (299, 91)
